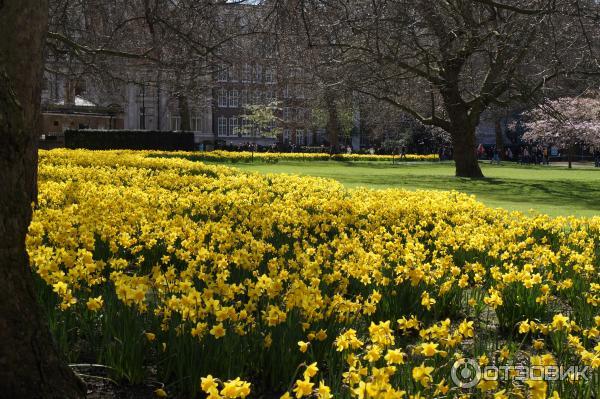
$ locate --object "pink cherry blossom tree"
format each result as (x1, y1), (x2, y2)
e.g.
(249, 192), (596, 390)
(521, 96), (600, 168)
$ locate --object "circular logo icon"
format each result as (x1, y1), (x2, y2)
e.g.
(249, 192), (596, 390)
(451, 358), (481, 389)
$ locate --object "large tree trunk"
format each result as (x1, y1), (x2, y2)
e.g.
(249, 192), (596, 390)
(0, 1), (86, 398)
(451, 125), (484, 178)
(495, 118), (504, 156)
(324, 88), (341, 153)
(568, 142), (574, 169)
(178, 94), (190, 131)
(438, 67), (484, 178)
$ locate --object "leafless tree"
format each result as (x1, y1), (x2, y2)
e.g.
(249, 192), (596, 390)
(275, 0), (600, 177)
(45, 0), (268, 131)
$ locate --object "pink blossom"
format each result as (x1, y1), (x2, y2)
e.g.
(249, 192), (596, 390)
(521, 96), (600, 148)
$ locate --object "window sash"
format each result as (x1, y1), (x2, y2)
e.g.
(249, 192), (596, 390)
(191, 116), (202, 132)
(296, 129), (305, 145)
(170, 116), (181, 131)
(254, 65), (262, 83)
(218, 89), (227, 107)
(242, 64), (251, 83)
(217, 65), (228, 82)
(228, 117), (238, 136)
(228, 90), (239, 108)
(218, 117), (227, 136)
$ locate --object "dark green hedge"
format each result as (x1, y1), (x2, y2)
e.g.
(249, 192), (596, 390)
(64, 130), (196, 151)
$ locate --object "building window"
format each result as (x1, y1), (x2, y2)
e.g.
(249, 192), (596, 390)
(242, 63), (252, 83)
(228, 117), (238, 136)
(265, 90), (275, 103)
(217, 64), (228, 82)
(265, 67), (275, 84)
(283, 107), (291, 121)
(170, 115), (181, 131)
(252, 90), (262, 105)
(74, 79), (87, 96)
(283, 85), (291, 99)
(191, 114), (202, 132)
(241, 90), (249, 107)
(228, 66), (238, 82)
(228, 90), (239, 108)
(240, 118), (250, 137)
(253, 65), (262, 83)
(296, 129), (305, 146)
(218, 116), (227, 136)
(218, 89), (227, 108)
(293, 67), (303, 79)
(306, 129), (312, 145)
(283, 129), (290, 144)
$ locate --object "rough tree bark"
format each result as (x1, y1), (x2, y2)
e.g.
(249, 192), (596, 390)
(568, 141), (574, 169)
(450, 126), (483, 178)
(0, 1), (86, 398)
(440, 81), (484, 178)
(324, 88), (341, 153)
(178, 94), (191, 131)
(495, 119), (504, 156)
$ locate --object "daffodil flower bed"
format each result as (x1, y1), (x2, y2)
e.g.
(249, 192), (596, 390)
(154, 150), (439, 164)
(29, 149), (599, 398)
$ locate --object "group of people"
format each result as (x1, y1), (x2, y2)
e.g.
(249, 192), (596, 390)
(476, 144), (551, 165)
(476, 144), (600, 167)
(438, 146), (453, 161)
(517, 146), (551, 165)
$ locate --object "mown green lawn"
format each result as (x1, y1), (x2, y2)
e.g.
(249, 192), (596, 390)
(210, 160), (600, 217)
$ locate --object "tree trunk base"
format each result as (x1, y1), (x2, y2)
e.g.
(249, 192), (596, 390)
(0, 247), (87, 399)
(455, 163), (484, 178)
(0, 1), (87, 397)
(453, 140), (484, 178)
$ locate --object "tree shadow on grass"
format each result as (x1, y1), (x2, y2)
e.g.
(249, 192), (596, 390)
(355, 174), (600, 213)
(218, 160), (600, 215)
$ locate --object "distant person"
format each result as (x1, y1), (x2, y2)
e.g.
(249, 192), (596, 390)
(595, 147), (600, 167)
(535, 146), (543, 164)
(491, 147), (501, 165)
(505, 147), (513, 161)
(542, 146), (549, 165)
(476, 143), (485, 159)
(522, 147), (530, 164)
(400, 145), (407, 159)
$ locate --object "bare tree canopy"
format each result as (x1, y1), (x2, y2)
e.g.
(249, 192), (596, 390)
(274, 0), (600, 176)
